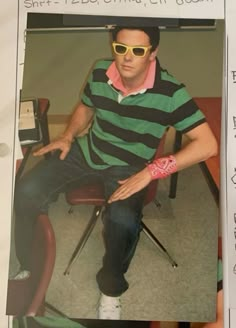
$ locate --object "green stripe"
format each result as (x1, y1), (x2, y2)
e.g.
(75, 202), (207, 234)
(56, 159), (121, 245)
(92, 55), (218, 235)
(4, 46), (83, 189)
(174, 110), (205, 131)
(82, 93), (94, 108)
(92, 127), (156, 157)
(90, 82), (118, 101)
(79, 136), (127, 168)
(95, 109), (166, 139)
(172, 88), (192, 109)
(92, 84), (175, 113)
(94, 59), (112, 70)
(120, 92), (172, 111)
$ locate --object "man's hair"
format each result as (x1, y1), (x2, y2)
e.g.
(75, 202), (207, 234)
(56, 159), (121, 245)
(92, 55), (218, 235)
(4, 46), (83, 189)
(111, 26), (160, 51)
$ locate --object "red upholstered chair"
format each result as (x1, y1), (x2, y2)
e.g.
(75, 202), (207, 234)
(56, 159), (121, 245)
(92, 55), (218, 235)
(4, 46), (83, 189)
(6, 214), (56, 316)
(64, 136), (177, 275)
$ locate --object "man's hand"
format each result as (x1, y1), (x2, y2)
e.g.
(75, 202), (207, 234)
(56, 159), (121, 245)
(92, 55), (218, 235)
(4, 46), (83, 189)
(108, 167), (152, 203)
(33, 135), (72, 160)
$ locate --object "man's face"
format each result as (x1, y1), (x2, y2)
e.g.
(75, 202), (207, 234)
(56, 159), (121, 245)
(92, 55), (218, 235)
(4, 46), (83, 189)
(113, 29), (158, 84)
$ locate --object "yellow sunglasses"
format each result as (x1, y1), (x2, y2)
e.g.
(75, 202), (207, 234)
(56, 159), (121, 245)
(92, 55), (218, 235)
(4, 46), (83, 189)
(112, 42), (152, 57)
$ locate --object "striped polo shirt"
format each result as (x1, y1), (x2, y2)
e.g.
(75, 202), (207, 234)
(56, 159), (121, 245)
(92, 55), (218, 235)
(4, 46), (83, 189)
(77, 59), (205, 169)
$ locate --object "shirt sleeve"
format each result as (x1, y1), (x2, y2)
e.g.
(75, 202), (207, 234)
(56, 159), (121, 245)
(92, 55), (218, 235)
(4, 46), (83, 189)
(81, 69), (94, 108)
(170, 87), (206, 133)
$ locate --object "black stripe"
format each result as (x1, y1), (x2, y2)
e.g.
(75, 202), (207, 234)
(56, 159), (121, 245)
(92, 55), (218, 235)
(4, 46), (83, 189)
(96, 117), (160, 149)
(153, 59), (185, 96)
(217, 280), (223, 291)
(87, 134), (107, 165)
(93, 68), (109, 83)
(83, 83), (92, 100)
(170, 99), (200, 126)
(93, 95), (171, 125)
(149, 80), (184, 97)
(91, 132), (148, 165)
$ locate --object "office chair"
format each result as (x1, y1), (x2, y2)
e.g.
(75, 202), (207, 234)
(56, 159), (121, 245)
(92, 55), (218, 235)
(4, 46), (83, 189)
(63, 136), (178, 275)
(6, 214), (56, 316)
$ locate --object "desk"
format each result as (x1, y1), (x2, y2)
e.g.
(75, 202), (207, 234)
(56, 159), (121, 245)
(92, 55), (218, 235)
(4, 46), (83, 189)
(169, 97), (221, 204)
(16, 98), (50, 180)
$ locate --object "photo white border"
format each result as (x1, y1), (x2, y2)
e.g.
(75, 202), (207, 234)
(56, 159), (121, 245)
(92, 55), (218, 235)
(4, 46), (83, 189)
(2, 0), (234, 327)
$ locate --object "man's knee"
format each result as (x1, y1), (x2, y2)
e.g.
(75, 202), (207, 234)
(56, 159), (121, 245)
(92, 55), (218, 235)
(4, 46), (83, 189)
(104, 201), (142, 232)
(14, 172), (48, 215)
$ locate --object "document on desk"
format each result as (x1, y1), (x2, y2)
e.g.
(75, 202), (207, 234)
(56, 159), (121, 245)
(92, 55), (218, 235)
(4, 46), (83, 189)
(19, 99), (41, 145)
(19, 101), (36, 130)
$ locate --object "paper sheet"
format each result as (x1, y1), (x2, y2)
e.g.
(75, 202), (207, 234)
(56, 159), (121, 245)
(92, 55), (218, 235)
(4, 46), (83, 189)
(19, 101), (36, 130)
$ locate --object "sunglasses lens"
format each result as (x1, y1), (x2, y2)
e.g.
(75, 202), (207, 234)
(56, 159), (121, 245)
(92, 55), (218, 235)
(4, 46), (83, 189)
(115, 44), (127, 54)
(133, 47), (145, 56)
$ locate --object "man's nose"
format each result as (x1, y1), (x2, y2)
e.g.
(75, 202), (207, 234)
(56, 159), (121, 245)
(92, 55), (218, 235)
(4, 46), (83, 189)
(124, 49), (133, 60)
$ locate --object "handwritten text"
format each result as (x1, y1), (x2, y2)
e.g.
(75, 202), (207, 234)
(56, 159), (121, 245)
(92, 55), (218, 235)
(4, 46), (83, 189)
(176, 0), (213, 5)
(24, 0), (215, 8)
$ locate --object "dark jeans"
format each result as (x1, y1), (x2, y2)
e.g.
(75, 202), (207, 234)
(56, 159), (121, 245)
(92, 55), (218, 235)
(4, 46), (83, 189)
(14, 141), (146, 296)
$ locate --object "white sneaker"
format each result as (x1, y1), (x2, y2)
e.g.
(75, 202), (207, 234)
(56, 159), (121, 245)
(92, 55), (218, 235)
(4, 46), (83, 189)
(98, 293), (121, 320)
(10, 270), (31, 280)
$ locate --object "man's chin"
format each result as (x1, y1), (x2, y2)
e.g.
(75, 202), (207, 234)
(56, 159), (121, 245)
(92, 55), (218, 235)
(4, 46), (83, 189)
(120, 70), (135, 80)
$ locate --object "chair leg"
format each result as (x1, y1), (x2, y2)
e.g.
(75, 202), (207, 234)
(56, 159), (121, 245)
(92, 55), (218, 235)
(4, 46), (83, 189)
(141, 221), (178, 268)
(64, 205), (103, 275)
(153, 198), (161, 208)
(68, 206), (74, 214)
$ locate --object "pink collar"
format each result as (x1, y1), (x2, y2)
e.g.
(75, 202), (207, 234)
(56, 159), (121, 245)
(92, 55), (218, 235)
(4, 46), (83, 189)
(106, 60), (156, 96)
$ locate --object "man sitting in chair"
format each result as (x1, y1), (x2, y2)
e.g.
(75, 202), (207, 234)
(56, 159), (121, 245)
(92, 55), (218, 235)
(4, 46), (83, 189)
(14, 26), (217, 320)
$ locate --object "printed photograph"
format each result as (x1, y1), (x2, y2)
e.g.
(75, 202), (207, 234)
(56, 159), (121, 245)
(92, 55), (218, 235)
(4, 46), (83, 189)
(6, 12), (224, 328)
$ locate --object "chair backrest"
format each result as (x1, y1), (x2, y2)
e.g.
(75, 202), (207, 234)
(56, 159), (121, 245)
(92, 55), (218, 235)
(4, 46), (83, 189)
(6, 214), (56, 316)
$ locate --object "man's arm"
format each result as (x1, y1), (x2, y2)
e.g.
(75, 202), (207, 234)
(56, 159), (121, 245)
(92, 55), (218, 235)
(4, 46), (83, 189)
(34, 102), (94, 160)
(108, 122), (218, 203)
(174, 122), (218, 170)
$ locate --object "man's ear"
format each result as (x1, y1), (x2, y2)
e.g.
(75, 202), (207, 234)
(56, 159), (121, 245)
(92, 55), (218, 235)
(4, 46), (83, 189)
(150, 47), (158, 61)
